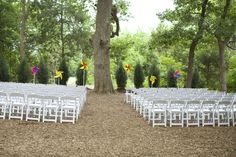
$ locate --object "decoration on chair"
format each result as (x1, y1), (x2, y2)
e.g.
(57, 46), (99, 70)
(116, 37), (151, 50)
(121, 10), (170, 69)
(31, 66), (40, 84)
(173, 70), (181, 79)
(80, 60), (88, 86)
(124, 64), (131, 73)
(55, 70), (63, 85)
(150, 75), (157, 88)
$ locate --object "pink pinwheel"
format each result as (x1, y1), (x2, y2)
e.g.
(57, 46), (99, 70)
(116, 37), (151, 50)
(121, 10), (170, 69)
(31, 66), (40, 75)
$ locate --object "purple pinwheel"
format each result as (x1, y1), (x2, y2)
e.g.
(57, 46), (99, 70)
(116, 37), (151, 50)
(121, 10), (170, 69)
(32, 66), (40, 75)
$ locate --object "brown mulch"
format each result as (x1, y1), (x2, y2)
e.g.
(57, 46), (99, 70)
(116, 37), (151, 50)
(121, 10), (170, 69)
(0, 91), (235, 157)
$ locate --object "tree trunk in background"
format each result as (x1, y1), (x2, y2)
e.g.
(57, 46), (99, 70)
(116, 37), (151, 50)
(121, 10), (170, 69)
(60, 0), (65, 58)
(186, 0), (208, 88)
(19, 0), (28, 61)
(92, 0), (114, 93)
(218, 40), (227, 91)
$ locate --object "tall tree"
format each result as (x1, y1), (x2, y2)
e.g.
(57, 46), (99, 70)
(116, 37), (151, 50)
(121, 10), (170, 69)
(186, 0), (208, 88)
(92, 0), (119, 93)
(19, 0), (29, 61)
(214, 0), (232, 91)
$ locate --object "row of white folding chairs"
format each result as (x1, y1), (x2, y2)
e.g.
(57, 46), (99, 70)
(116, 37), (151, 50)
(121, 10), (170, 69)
(0, 92), (86, 124)
(138, 99), (236, 127)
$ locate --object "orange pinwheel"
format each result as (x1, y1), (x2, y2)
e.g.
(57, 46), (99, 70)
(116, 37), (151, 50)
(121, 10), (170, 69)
(80, 60), (88, 70)
(124, 64), (131, 73)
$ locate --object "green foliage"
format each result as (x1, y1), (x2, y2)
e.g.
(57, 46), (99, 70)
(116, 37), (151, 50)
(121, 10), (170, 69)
(76, 64), (87, 86)
(115, 63), (127, 90)
(148, 64), (160, 87)
(191, 68), (200, 88)
(17, 58), (31, 83)
(167, 68), (177, 88)
(59, 59), (69, 85)
(134, 63), (144, 88)
(37, 58), (49, 84)
(0, 55), (9, 82)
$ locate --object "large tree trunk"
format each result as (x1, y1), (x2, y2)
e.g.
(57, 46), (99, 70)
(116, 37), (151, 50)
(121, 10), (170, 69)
(186, 0), (208, 88)
(60, 0), (65, 58)
(92, 0), (114, 93)
(217, 39), (227, 91)
(19, 0), (28, 61)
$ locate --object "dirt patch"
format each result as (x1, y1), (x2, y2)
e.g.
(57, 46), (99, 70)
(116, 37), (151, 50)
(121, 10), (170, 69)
(0, 91), (235, 157)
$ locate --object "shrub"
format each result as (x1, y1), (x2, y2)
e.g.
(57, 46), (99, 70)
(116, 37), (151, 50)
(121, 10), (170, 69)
(58, 59), (69, 85)
(76, 63), (87, 86)
(192, 68), (200, 88)
(167, 68), (177, 87)
(18, 58), (31, 83)
(37, 58), (49, 84)
(148, 64), (160, 87)
(0, 55), (9, 82)
(115, 63), (127, 90)
(134, 63), (144, 88)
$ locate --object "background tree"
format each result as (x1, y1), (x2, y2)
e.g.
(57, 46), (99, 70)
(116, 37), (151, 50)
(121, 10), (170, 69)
(134, 63), (144, 88)
(76, 64), (87, 86)
(191, 68), (200, 88)
(115, 63), (127, 91)
(37, 58), (49, 84)
(167, 68), (177, 88)
(0, 55), (9, 82)
(17, 58), (31, 83)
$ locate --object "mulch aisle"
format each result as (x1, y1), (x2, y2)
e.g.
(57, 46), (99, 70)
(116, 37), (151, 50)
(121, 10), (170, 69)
(0, 91), (235, 157)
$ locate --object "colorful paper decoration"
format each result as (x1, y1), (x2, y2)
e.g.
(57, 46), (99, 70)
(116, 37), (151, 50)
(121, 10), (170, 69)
(31, 66), (40, 75)
(80, 60), (88, 70)
(55, 70), (63, 80)
(174, 70), (181, 79)
(150, 75), (157, 85)
(124, 64), (131, 73)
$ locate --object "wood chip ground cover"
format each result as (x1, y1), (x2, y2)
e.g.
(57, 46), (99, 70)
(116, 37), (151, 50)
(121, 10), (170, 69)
(0, 91), (235, 157)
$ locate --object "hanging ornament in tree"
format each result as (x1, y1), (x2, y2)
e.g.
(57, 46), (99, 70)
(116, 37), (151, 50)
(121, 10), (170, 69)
(124, 64), (131, 73)
(150, 75), (157, 87)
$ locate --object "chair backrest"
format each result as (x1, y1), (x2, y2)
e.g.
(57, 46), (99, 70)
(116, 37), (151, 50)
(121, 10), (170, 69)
(169, 100), (186, 109)
(0, 92), (8, 103)
(27, 94), (42, 105)
(42, 96), (59, 106)
(152, 100), (169, 109)
(9, 92), (25, 104)
(187, 100), (202, 110)
(202, 100), (216, 109)
(60, 96), (77, 106)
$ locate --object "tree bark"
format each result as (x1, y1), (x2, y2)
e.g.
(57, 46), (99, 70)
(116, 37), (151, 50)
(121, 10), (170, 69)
(186, 0), (208, 88)
(19, 0), (29, 61)
(218, 40), (227, 91)
(93, 0), (114, 93)
(60, 0), (65, 58)
(215, 0), (231, 91)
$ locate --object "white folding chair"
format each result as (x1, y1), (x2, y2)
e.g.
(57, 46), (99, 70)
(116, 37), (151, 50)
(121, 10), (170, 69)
(0, 92), (8, 119)
(26, 94), (42, 122)
(151, 100), (168, 127)
(231, 101), (236, 126)
(169, 100), (186, 127)
(215, 100), (231, 126)
(60, 96), (77, 124)
(42, 96), (59, 123)
(201, 100), (216, 127)
(9, 93), (26, 120)
(186, 100), (202, 127)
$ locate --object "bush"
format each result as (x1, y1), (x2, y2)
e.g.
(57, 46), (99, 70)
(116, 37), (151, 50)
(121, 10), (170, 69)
(58, 59), (69, 85)
(18, 58), (31, 83)
(115, 63), (127, 90)
(192, 68), (200, 88)
(167, 68), (177, 87)
(134, 63), (144, 88)
(0, 55), (9, 82)
(148, 64), (160, 87)
(37, 58), (49, 84)
(76, 63), (87, 86)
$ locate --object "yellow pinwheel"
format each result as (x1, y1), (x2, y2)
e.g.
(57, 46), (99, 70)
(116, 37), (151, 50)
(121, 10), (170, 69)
(150, 75), (157, 85)
(80, 60), (88, 70)
(124, 64), (131, 73)
(55, 70), (63, 80)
